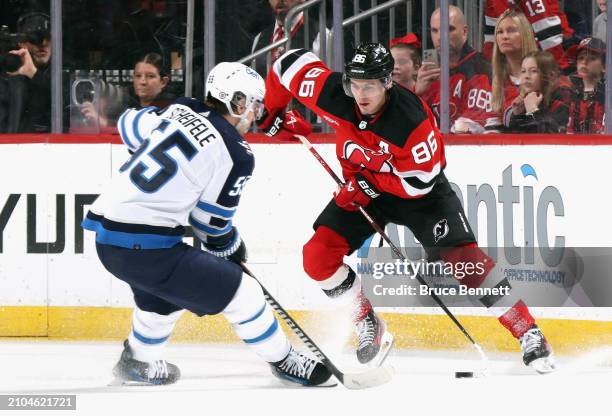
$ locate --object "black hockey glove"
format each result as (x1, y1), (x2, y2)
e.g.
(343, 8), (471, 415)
(257, 108), (313, 139)
(256, 107), (285, 137)
(203, 227), (248, 265)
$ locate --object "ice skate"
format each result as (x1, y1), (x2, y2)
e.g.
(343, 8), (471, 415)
(270, 347), (333, 387)
(355, 309), (394, 367)
(519, 325), (556, 374)
(112, 340), (181, 385)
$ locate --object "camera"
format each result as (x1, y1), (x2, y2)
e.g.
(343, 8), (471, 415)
(0, 25), (26, 73)
(72, 78), (97, 105)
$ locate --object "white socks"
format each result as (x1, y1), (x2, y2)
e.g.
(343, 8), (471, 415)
(223, 275), (290, 363)
(128, 307), (184, 363)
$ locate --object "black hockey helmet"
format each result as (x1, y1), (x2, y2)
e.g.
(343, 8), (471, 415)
(343, 42), (394, 96)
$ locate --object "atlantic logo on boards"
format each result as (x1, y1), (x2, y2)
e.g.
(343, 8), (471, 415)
(357, 164), (566, 267)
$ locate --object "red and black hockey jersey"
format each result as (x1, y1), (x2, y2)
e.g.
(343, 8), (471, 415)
(420, 44), (494, 131)
(567, 76), (605, 134)
(263, 49), (445, 199)
(484, 0), (574, 60)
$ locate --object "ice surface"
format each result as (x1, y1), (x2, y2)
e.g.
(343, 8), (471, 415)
(0, 340), (609, 416)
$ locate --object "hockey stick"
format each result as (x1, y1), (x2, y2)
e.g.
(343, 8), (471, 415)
(295, 134), (488, 365)
(240, 262), (394, 389)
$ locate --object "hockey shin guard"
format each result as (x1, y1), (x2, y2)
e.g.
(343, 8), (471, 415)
(223, 275), (291, 363)
(128, 307), (184, 363)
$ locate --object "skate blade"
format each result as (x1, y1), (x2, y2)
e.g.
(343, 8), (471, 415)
(276, 378), (339, 388)
(530, 355), (556, 374)
(367, 331), (394, 368)
(108, 377), (159, 387)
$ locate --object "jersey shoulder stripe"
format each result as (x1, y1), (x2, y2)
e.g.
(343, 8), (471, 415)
(273, 48), (321, 90)
(118, 106), (159, 150)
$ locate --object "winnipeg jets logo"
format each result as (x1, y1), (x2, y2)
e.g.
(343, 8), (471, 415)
(433, 219), (449, 243)
(358, 120), (367, 130)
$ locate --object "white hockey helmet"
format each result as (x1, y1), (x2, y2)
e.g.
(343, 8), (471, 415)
(205, 62), (265, 121)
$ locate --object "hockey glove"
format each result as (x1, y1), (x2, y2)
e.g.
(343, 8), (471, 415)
(256, 109), (312, 140)
(203, 227), (248, 265)
(334, 172), (381, 211)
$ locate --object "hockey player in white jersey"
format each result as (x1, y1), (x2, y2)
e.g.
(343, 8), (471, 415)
(82, 62), (332, 387)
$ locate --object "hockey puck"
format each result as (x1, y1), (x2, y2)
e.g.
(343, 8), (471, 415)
(455, 371), (474, 378)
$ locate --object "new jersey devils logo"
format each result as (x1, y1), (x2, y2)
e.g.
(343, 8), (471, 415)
(343, 141), (392, 173)
(431, 102), (458, 120)
(433, 219), (449, 243)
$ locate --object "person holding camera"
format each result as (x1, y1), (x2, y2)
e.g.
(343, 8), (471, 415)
(76, 53), (173, 130)
(0, 12), (52, 133)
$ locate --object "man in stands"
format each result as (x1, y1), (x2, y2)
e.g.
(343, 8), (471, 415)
(415, 6), (494, 133)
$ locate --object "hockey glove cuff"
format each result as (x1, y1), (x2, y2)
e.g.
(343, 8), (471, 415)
(334, 171), (381, 211)
(203, 227), (248, 265)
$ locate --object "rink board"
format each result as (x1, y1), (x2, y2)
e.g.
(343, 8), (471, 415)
(2, 306), (612, 355)
(0, 134), (611, 353)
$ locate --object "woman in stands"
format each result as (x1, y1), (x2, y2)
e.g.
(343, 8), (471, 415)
(81, 53), (175, 128)
(486, 9), (537, 132)
(506, 51), (571, 133)
(130, 52), (175, 109)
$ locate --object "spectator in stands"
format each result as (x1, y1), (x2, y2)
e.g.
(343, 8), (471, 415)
(0, 12), (51, 133)
(81, 53), (174, 128)
(593, 0), (607, 43)
(567, 38), (606, 134)
(250, 0), (330, 77)
(484, 0), (575, 63)
(415, 6), (494, 133)
(487, 9), (538, 132)
(129, 53), (174, 109)
(389, 33), (421, 91)
(506, 51), (570, 133)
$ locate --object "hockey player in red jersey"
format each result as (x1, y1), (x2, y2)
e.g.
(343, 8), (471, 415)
(258, 43), (556, 372)
(484, 0), (575, 62)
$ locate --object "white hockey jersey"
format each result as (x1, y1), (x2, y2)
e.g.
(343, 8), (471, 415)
(82, 97), (254, 249)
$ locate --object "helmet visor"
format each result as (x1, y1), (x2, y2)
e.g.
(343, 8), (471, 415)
(342, 74), (391, 98)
